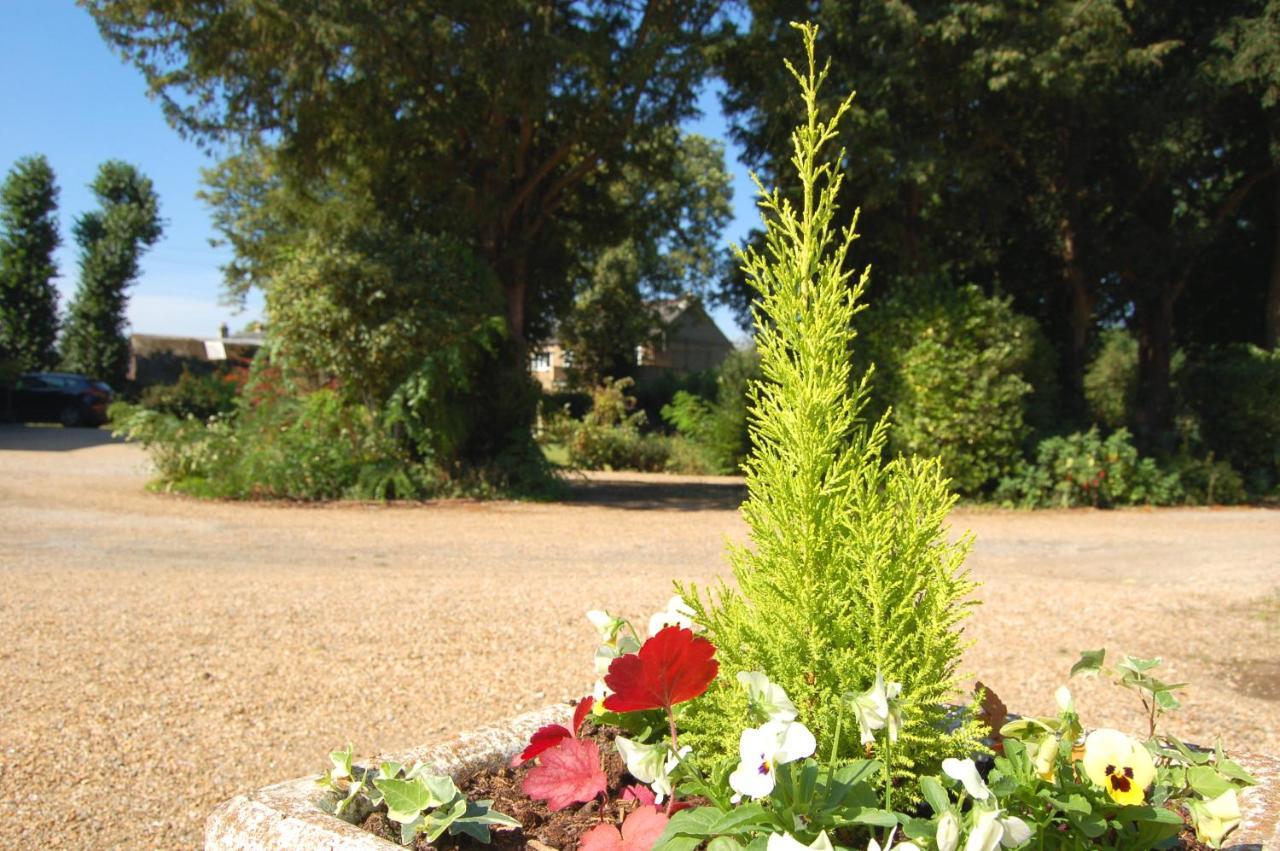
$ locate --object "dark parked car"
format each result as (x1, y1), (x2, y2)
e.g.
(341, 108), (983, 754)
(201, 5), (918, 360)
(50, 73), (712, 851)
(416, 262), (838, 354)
(4, 372), (114, 427)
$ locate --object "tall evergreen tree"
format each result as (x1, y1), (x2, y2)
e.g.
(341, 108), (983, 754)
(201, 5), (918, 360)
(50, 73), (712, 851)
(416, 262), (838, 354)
(61, 161), (162, 387)
(0, 155), (61, 370)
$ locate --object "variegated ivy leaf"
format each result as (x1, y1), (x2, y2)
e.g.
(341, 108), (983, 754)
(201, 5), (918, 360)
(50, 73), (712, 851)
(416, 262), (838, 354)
(399, 816), (422, 846)
(423, 796), (468, 843)
(375, 777), (435, 823)
(378, 761), (404, 780)
(1070, 649), (1106, 678)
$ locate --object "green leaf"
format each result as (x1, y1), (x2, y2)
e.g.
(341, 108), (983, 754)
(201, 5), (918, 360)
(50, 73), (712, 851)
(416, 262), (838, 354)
(1071, 648), (1106, 677)
(833, 760), (880, 787)
(706, 804), (773, 835)
(1215, 757), (1258, 786)
(707, 837), (745, 851)
(328, 744), (354, 779)
(450, 820), (493, 844)
(851, 808), (900, 827)
(399, 816), (422, 845)
(919, 776), (950, 816)
(424, 796), (468, 843)
(422, 774), (462, 808)
(378, 760), (404, 780)
(1187, 765), (1235, 799)
(660, 806), (725, 838)
(456, 800), (521, 829)
(374, 777), (432, 823)
(1118, 655), (1161, 673)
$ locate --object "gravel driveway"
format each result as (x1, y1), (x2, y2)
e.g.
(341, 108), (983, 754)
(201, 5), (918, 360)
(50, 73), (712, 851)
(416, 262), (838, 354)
(1, 424), (1277, 849)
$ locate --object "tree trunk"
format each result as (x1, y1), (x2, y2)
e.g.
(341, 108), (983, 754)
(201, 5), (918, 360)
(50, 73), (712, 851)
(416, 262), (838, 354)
(1133, 286), (1177, 450)
(1059, 215), (1093, 419)
(1266, 175), (1280, 350)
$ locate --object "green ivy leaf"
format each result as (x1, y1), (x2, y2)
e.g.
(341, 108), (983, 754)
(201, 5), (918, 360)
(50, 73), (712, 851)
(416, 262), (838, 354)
(374, 777), (432, 823)
(1070, 648), (1106, 678)
(424, 796), (468, 843)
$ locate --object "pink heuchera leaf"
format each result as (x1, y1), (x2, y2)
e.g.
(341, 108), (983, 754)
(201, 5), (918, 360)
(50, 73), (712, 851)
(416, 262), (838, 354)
(511, 696), (595, 766)
(621, 784), (692, 813)
(621, 784), (656, 806)
(579, 806), (670, 851)
(521, 737), (607, 811)
(603, 626), (718, 714)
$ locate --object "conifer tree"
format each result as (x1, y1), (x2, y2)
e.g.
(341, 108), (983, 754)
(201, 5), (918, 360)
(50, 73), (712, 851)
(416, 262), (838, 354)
(61, 161), (162, 386)
(681, 24), (985, 791)
(0, 155), (61, 370)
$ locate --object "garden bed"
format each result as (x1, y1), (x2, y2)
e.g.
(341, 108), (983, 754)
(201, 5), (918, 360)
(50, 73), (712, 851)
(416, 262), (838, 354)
(205, 703), (1280, 851)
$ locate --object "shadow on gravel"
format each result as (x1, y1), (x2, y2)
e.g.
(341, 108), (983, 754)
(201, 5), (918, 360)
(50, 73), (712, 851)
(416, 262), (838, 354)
(0, 423), (124, 452)
(564, 477), (746, 511)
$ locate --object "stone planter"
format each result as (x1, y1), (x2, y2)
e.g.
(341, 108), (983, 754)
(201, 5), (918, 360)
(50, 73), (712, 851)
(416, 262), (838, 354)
(207, 704), (1279, 850)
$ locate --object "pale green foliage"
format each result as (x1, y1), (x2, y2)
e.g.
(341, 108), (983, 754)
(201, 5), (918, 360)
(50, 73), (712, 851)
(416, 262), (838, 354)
(679, 25), (984, 789)
(317, 745), (518, 845)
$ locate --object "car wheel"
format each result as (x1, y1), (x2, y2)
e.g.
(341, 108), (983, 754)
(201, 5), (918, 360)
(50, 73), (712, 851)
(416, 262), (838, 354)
(59, 405), (83, 428)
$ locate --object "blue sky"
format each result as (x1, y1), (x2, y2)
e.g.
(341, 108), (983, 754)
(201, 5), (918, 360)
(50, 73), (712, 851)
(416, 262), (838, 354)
(0, 2), (758, 341)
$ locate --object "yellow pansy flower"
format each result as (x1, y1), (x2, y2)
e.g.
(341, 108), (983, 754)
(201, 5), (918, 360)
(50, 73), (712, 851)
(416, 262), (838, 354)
(1082, 728), (1156, 806)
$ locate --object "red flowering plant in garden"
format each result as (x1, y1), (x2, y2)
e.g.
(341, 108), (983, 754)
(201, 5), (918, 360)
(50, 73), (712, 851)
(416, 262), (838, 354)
(515, 620), (718, 844)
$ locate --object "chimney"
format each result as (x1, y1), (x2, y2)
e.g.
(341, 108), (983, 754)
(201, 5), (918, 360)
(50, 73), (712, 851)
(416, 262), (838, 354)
(219, 323), (229, 339)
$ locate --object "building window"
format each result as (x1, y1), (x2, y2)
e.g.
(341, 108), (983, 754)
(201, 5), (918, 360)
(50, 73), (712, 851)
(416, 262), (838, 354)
(531, 351), (551, 371)
(635, 345), (647, 366)
(561, 350), (575, 367)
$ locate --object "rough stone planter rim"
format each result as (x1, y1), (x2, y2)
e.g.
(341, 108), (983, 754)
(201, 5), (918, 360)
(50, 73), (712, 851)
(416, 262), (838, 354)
(206, 703), (1279, 850)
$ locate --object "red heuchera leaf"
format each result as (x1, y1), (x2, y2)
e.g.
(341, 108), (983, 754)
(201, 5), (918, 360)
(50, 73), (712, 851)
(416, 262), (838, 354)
(573, 695), (595, 734)
(521, 738), (607, 811)
(579, 806), (670, 851)
(511, 696), (595, 766)
(603, 626), (718, 714)
(510, 724), (572, 767)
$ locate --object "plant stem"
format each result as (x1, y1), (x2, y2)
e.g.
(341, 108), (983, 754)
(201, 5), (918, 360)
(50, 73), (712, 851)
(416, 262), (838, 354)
(666, 707), (680, 815)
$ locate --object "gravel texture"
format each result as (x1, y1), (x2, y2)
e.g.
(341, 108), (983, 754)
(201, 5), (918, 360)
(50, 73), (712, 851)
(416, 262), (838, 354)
(1, 424), (1277, 849)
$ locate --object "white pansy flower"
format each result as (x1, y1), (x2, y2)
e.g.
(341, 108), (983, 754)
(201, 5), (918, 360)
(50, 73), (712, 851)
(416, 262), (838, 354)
(964, 808), (1004, 851)
(766, 832), (834, 851)
(647, 595), (698, 636)
(586, 609), (627, 644)
(737, 671), (798, 722)
(728, 720), (816, 802)
(942, 758), (991, 801)
(998, 816), (1031, 848)
(1188, 789), (1241, 847)
(614, 737), (689, 803)
(935, 810), (960, 851)
(847, 672), (904, 745)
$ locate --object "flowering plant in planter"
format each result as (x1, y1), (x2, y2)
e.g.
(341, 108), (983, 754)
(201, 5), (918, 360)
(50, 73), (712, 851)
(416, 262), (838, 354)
(318, 22), (1255, 851)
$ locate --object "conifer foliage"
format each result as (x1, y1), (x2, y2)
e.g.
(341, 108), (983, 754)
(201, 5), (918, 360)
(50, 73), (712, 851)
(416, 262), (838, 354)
(0, 155), (61, 370)
(680, 24), (985, 788)
(61, 161), (162, 387)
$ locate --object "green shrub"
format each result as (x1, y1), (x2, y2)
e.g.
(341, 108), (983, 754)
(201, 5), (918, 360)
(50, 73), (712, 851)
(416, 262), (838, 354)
(1179, 344), (1280, 492)
(139, 366), (242, 422)
(112, 378), (438, 501)
(681, 31), (984, 796)
(554, 377), (668, 472)
(859, 282), (1041, 495)
(661, 347), (758, 474)
(995, 427), (1185, 508)
(1083, 328), (1138, 430)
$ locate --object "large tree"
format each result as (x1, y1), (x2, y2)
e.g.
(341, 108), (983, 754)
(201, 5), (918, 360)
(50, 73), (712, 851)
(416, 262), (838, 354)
(720, 1), (1277, 440)
(61, 161), (162, 387)
(558, 130), (733, 385)
(83, 0), (725, 470)
(0, 155), (61, 371)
